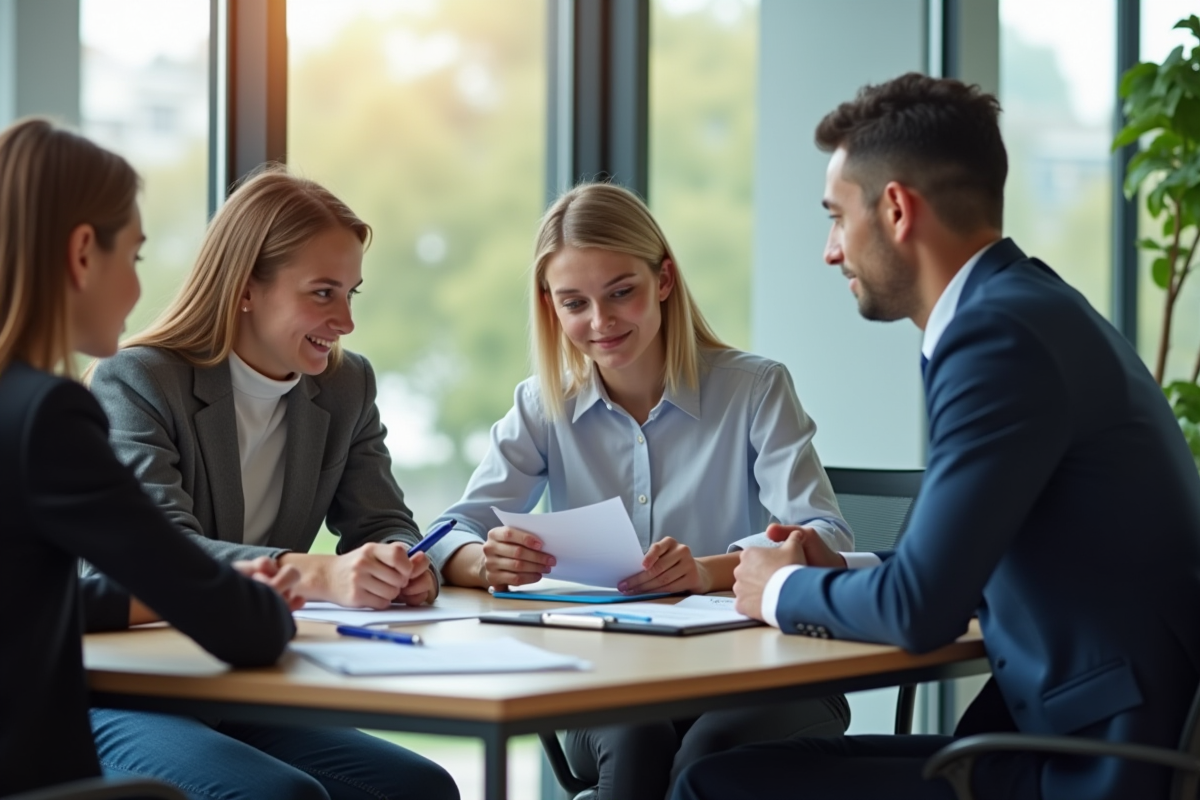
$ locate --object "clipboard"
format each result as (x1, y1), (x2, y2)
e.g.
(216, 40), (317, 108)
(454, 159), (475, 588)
(478, 609), (761, 636)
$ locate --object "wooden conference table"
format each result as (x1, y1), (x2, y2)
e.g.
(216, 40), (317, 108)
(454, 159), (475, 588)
(84, 589), (988, 800)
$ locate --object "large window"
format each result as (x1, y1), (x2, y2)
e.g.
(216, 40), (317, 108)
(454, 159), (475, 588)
(287, 2), (548, 796)
(80, 0), (210, 334)
(1137, 0), (1200, 382)
(999, 0), (1115, 317)
(288, 0), (547, 532)
(649, 0), (758, 350)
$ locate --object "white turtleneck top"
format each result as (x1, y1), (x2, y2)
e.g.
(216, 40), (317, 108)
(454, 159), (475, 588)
(227, 351), (301, 545)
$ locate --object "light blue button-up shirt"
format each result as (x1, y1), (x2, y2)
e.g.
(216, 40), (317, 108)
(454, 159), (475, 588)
(426, 348), (852, 575)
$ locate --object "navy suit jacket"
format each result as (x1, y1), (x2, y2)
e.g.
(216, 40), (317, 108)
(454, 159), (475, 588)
(776, 239), (1200, 799)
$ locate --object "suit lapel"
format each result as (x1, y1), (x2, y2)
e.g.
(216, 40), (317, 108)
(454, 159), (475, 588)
(269, 375), (329, 545)
(192, 362), (245, 543)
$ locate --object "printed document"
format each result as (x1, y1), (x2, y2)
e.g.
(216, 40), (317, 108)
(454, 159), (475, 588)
(291, 637), (592, 676)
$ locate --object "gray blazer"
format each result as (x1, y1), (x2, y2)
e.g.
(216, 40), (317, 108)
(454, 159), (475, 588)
(89, 346), (422, 563)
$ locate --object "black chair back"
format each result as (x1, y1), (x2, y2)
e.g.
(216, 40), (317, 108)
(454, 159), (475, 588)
(824, 467), (924, 553)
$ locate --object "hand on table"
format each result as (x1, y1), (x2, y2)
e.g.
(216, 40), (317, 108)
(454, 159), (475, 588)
(618, 537), (712, 595)
(279, 543), (437, 609)
(733, 524), (845, 620)
(480, 526), (556, 591)
(233, 555), (305, 612)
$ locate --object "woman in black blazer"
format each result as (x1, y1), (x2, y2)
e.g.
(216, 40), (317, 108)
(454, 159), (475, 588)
(0, 120), (298, 796)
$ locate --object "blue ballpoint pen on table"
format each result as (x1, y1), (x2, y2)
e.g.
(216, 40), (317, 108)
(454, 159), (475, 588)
(591, 611), (654, 623)
(407, 519), (457, 557)
(336, 624), (423, 646)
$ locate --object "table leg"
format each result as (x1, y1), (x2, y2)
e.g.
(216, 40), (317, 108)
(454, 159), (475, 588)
(483, 729), (509, 800)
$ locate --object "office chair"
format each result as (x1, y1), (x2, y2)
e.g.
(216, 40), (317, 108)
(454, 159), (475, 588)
(538, 467), (926, 799)
(824, 466), (924, 735)
(924, 681), (1200, 799)
(4, 778), (186, 800)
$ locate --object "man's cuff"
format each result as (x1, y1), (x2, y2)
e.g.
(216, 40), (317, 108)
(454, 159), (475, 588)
(760, 564), (804, 628)
(841, 552), (882, 569)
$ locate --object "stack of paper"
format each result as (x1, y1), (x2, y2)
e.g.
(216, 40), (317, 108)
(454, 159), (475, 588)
(291, 637), (591, 676)
(294, 602), (479, 627)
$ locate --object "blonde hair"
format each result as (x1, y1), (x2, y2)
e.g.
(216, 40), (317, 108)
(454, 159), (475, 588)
(531, 182), (727, 418)
(0, 118), (138, 376)
(120, 166), (370, 370)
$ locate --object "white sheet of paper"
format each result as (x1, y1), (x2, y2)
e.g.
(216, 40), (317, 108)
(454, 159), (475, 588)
(545, 599), (753, 629)
(294, 602), (479, 627)
(291, 637), (592, 676)
(492, 497), (646, 588)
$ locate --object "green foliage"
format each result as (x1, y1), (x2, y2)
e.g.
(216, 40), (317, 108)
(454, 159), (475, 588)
(1116, 15), (1200, 448)
(1166, 381), (1200, 468)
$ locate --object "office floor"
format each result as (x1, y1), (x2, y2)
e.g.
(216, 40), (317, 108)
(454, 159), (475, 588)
(367, 731), (543, 800)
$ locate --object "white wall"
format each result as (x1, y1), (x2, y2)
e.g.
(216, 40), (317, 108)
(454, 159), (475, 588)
(751, 0), (928, 471)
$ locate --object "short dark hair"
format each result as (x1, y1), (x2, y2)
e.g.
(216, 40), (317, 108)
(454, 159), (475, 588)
(815, 72), (1007, 232)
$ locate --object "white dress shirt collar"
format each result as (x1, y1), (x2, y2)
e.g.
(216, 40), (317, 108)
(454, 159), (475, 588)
(570, 359), (702, 423)
(921, 240), (1001, 361)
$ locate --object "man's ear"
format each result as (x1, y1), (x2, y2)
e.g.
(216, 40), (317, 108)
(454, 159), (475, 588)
(879, 181), (918, 244)
(66, 223), (96, 291)
(657, 258), (676, 302)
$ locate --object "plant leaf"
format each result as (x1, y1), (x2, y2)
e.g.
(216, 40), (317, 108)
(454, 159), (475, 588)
(1119, 61), (1160, 99)
(1138, 237), (1165, 251)
(1152, 256), (1172, 288)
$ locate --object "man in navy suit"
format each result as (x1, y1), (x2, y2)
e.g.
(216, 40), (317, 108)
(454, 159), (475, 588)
(672, 73), (1200, 800)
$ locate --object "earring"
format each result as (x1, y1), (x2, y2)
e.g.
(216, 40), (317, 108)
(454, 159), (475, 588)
(242, 306), (249, 312)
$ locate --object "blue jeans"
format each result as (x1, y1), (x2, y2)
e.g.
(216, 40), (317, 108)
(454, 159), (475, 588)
(90, 709), (459, 800)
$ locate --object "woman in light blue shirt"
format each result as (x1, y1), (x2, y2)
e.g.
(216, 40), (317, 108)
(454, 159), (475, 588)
(430, 183), (852, 800)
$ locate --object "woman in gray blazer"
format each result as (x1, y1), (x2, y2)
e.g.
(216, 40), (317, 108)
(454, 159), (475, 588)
(88, 168), (458, 800)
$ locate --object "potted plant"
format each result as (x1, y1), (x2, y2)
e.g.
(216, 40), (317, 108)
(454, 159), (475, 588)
(1115, 13), (1200, 468)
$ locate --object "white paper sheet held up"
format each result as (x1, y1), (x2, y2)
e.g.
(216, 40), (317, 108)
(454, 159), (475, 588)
(492, 497), (646, 587)
(291, 637), (592, 676)
(294, 602), (479, 627)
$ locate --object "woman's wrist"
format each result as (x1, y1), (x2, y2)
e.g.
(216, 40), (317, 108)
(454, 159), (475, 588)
(441, 542), (489, 589)
(277, 551), (331, 600)
(695, 552), (740, 593)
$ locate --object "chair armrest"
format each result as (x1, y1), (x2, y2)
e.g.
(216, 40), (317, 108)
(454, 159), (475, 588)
(923, 733), (1200, 800)
(539, 732), (593, 796)
(4, 777), (187, 800)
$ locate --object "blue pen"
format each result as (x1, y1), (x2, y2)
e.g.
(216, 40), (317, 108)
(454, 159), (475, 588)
(336, 624), (423, 646)
(407, 519), (457, 557)
(591, 610), (653, 623)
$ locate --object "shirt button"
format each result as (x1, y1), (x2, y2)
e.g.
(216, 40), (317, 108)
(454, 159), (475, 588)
(605, 403), (613, 411)
(996, 658), (1007, 669)
(636, 435), (645, 444)
(638, 494), (648, 504)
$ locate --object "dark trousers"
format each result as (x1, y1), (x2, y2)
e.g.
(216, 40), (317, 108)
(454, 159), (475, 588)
(563, 694), (850, 800)
(90, 709), (459, 800)
(672, 678), (1040, 800)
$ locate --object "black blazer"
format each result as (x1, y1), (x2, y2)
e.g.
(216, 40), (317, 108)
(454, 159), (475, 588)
(0, 360), (296, 796)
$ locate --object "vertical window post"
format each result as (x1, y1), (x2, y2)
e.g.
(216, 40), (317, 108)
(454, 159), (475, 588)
(546, 0), (649, 202)
(208, 0), (287, 215)
(1112, 0), (1140, 344)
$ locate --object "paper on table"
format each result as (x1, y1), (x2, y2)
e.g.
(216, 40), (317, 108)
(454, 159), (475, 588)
(545, 598), (755, 630)
(291, 637), (592, 676)
(294, 602), (479, 627)
(492, 497), (645, 587)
